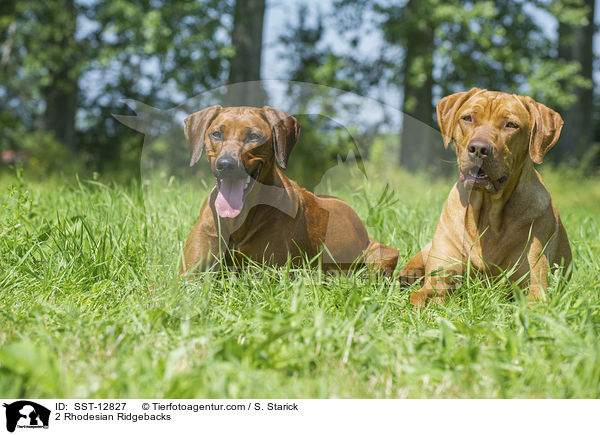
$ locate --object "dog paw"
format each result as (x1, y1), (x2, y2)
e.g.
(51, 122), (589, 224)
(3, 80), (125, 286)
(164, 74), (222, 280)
(409, 290), (428, 308)
(410, 290), (447, 308)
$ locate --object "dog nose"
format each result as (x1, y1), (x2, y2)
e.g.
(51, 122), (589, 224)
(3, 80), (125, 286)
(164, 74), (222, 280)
(215, 156), (238, 174)
(467, 140), (492, 159)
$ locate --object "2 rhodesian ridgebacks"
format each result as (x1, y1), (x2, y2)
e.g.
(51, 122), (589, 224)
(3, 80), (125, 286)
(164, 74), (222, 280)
(401, 88), (571, 306)
(181, 91), (571, 307)
(180, 105), (399, 275)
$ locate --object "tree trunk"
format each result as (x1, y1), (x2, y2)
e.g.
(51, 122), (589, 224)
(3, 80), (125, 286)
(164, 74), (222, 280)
(42, 0), (78, 153)
(556, 0), (596, 164)
(43, 78), (78, 154)
(399, 0), (436, 171)
(226, 0), (267, 106)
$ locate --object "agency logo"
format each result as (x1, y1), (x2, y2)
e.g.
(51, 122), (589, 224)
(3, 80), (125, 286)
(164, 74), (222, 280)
(2, 401), (50, 433)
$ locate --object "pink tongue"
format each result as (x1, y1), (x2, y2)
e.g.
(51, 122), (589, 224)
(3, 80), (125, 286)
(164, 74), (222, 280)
(215, 178), (245, 218)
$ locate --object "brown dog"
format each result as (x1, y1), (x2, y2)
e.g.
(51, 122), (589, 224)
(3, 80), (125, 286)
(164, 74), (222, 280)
(401, 88), (571, 307)
(180, 105), (398, 275)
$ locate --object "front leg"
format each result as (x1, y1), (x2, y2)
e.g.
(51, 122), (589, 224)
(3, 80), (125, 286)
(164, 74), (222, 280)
(527, 240), (549, 301)
(410, 261), (464, 308)
(410, 239), (465, 308)
(180, 200), (220, 274)
(181, 228), (219, 274)
(399, 242), (431, 285)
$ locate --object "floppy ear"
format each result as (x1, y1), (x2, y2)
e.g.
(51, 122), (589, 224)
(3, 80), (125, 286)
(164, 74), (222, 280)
(261, 106), (301, 169)
(436, 88), (484, 149)
(183, 105), (222, 166)
(521, 97), (563, 164)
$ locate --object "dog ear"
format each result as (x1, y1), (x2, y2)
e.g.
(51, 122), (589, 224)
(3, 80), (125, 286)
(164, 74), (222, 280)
(521, 97), (564, 164)
(436, 88), (484, 149)
(183, 105), (222, 167)
(261, 106), (301, 169)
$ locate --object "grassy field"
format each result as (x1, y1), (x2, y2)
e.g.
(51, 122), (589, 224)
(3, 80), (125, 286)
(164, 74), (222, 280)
(1, 165), (600, 398)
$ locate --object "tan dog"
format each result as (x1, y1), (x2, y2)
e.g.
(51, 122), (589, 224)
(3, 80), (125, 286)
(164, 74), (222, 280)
(400, 88), (571, 307)
(180, 105), (398, 275)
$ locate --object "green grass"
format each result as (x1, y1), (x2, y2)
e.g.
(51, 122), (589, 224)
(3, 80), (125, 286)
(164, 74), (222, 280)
(1, 165), (600, 398)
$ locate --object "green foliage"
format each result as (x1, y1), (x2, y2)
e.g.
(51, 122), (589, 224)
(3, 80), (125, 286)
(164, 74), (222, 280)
(1, 167), (600, 398)
(277, 5), (375, 187)
(280, 3), (382, 93)
(19, 132), (73, 174)
(528, 59), (592, 108)
(371, 0), (591, 108)
(0, 0), (231, 168)
(284, 115), (367, 191)
(548, 0), (592, 26)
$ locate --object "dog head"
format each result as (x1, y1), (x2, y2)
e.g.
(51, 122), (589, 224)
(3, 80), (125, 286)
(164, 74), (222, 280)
(184, 106), (301, 218)
(437, 88), (563, 194)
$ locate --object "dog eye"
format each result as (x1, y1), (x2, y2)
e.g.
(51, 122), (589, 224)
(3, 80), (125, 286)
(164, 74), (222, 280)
(247, 133), (262, 142)
(210, 131), (222, 140)
(505, 122), (519, 129)
(461, 115), (472, 122)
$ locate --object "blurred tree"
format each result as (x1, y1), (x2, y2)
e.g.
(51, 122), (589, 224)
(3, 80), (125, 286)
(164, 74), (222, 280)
(335, 0), (594, 170)
(277, 4), (370, 189)
(0, 0), (81, 154)
(556, 0), (596, 163)
(0, 0), (230, 170)
(436, 1), (544, 95)
(226, 0), (267, 106)
(81, 0), (230, 167)
(378, 0), (437, 170)
(40, 0), (79, 154)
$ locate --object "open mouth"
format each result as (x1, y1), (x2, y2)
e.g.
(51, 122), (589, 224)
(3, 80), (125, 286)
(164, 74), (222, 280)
(214, 163), (262, 218)
(460, 167), (507, 191)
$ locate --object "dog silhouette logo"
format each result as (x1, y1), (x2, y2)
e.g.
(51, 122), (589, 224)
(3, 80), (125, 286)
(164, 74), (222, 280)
(3, 401), (50, 433)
